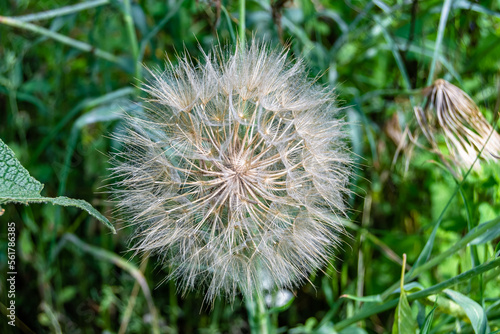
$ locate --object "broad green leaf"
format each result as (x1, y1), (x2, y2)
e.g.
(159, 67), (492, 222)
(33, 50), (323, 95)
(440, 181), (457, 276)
(444, 289), (490, 334)
(0, 138), (115, 233)
(392, 289), (417, 334)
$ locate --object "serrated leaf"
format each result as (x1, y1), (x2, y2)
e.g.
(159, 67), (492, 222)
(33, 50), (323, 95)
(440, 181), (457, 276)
(444, 289), (490, 334)
(49, 196), (113, 232)
(0, 140), (44, 200)
(0, 138), (115, 233)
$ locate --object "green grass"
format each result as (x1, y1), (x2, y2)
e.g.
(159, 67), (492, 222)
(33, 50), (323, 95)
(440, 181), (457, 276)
(1, 0), (500, 333)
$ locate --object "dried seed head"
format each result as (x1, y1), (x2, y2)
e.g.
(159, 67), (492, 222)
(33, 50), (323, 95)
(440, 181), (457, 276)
(414, 79), (500, 171)
(110, 40), (353, 303)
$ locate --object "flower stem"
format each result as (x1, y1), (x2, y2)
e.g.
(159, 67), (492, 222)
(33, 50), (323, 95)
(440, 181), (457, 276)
(245, 290), (270, 334)
(427, 0), (452, 86)
(122, 0), (141, 82)
(239, 0), (246, 45)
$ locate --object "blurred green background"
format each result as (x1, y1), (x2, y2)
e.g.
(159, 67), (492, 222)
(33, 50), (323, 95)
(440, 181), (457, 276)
(1, 0), (500, 333)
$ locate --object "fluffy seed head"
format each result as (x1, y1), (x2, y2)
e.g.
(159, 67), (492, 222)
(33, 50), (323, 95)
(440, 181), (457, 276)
(110, 40), (352, 302)
(414, 79), (500, 171)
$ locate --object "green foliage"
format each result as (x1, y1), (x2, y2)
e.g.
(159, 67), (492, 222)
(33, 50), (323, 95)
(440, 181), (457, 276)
(392, 257), (417, 334)
(391, 290), (415, 334)
(1, 0), (500, 333)
(0, 138), (114, 233)
(444, 289), (490, 334)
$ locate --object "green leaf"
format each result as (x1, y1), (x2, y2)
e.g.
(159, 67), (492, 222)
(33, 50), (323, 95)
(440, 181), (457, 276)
(0, 140), (44, 200)
(469, 217), (500, 245)
(393, 282), (425, 294)
(393, 255), (418, 334)
(420, 301), (437, 334)
(340, 294), (382, 303)
(444, 289), (490, 334)
(0, 138), (115, 233)
(392, 289), (417, 334)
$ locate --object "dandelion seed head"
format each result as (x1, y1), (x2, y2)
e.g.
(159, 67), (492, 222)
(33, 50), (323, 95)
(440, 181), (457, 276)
(110, 40), (353, 302)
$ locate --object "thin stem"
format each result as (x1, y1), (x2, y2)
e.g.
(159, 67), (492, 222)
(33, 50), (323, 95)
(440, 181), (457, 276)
(40, 303), (62, 334)
(373, 14), (411, 90)
(61, 234), (161, 334)
(400, 254), (407, 290)
(14, 0), (109, 22)
(122, 0), (141, 81)
(239, 0), (246, 45)
(169, 278), (179, 332)
(0, 16), (123, 66)
(221, 5), (236, 43)
(427, 0), (453, 86)
(119, 257), (149, 334)
(139, 0), (185, 62)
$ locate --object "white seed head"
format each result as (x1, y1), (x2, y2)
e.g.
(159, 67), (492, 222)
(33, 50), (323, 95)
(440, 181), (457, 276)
(110, 40), (353, 303)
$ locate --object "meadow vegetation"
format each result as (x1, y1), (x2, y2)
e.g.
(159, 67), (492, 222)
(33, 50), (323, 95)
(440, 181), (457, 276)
(1, 0), (500, 333)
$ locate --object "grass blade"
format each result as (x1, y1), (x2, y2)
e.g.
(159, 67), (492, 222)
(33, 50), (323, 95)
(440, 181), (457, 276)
(444, 289), (490, 334)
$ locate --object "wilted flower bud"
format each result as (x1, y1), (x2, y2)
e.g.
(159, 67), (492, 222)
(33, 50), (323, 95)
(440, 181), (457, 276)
(110, 40), (352, 302)
(414, 79), (500, 171)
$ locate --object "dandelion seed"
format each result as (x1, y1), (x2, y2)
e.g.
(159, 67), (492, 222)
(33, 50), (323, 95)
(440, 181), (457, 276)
(110, 40), (353, 303)
(414, 79), (500, 171)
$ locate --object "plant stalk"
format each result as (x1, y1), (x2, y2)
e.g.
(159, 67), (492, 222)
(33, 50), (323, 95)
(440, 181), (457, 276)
(122, 0), (141, 81)
(245, 290), (270, 334)
(239, 0), (246, 45)
(427, 0), (453, 86)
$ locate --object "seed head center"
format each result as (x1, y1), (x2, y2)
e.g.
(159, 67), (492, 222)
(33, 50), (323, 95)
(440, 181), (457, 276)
(228, 155), (251, 177)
